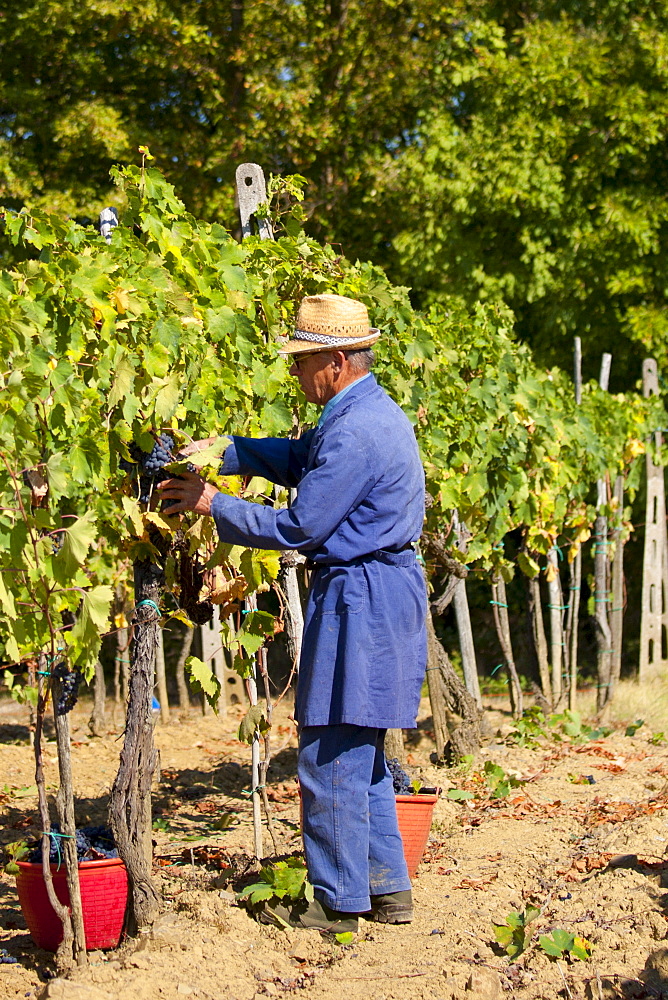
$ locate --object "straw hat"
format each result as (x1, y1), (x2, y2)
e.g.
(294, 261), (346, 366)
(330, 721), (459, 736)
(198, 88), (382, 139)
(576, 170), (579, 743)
(278, 294), (381, 355)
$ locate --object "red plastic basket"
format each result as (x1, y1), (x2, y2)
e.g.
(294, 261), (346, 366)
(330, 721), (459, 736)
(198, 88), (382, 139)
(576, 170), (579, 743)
(395, 791), (439, 878)
(16, 858), (128, 952)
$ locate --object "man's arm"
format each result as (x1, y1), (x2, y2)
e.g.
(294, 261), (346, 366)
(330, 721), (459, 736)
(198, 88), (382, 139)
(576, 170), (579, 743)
(222, 431), (315, 488)
(210, 425), (375, 551)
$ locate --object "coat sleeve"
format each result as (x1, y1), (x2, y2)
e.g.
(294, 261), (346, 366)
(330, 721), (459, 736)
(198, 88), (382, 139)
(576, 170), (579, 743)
(211, 424), (376, 551)
(221, 430), (316, 488)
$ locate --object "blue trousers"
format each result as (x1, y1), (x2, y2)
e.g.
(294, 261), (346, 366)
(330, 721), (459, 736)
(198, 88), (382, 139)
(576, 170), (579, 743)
(298, 724), (411, 913)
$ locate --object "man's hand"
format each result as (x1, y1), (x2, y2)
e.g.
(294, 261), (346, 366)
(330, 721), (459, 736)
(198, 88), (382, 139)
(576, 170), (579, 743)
(157, 472), (220, 516)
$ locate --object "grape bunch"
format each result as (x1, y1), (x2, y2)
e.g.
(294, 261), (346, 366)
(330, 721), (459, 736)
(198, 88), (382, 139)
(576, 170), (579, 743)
(119, 433), (194, 508)
(26, 824), (118, 863)
(0, 948), (17, 965)
(52, 662), (81, 716)
(386, 756), (413, 795)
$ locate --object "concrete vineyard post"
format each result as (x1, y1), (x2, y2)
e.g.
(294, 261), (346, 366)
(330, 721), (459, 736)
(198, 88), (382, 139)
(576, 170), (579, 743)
(200, 604), (226, 714)
(640, 359), (668, 679)
(154, 626), (170, 724)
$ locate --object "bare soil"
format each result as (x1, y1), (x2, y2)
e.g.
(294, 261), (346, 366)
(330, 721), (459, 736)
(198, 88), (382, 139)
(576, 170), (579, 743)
(3, 676), (668, 1000)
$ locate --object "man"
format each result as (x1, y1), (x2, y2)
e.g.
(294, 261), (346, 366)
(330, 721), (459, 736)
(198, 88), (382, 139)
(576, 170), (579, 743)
(159, 293), (427, 933)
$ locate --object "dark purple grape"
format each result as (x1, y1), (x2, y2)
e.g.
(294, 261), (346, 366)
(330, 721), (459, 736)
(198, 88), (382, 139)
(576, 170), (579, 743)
(386, 757), (413, 794)
(53, 662), (81, 715)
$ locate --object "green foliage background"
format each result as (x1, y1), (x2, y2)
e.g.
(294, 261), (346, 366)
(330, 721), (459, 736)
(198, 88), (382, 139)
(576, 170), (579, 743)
(0, 163), (657, 683)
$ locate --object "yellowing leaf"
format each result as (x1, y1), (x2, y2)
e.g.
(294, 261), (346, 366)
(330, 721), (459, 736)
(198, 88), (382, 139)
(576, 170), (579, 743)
(121, 496), (144, 537)
(111, 287), (130, 314)
(144, 510), (177, 534)
(108, 355), (135, 410)
(0, 573), (17, 620)
(154, 374), (180, 423)
(114, 611), (128, 629)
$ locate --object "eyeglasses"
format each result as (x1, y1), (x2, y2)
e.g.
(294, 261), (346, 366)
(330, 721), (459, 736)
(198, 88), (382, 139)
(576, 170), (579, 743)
(291, 350), (326, 371)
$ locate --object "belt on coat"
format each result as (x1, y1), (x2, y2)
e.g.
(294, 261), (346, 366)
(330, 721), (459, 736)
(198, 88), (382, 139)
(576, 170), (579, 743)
(304, 542), (415, 574)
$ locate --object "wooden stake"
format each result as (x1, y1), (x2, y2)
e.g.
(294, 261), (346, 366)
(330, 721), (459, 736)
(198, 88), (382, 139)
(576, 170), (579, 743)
(567, 337), (583, 710)
(453, 579), (482, 710)
(594, 355), (613, 711)
(609, 475), (625, 695)
(490, 575), (523, 717)
(175, 625), (194, 710)
(566, 551), (581, 711)
(527, 575), (552, 707)
(546, 547), (564, 706)
(88, 660), (106, 737)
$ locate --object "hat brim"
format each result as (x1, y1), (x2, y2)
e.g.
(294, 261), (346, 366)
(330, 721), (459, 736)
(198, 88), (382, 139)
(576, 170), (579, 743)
(277, 329), (381, 356)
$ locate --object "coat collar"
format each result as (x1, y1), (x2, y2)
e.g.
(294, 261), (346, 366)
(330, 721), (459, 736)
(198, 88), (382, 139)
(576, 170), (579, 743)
(317, 373), (379, 429)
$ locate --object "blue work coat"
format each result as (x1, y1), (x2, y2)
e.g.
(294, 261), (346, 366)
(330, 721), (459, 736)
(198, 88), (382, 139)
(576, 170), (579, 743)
(210, 375), (427, 728)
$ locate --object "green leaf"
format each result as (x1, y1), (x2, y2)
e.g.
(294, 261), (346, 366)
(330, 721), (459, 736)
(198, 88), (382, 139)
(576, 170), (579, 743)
(625, 719), (644, 737)
(539, 935), (565, 958)
(185, 655), (221, 710)
(79, 585), (114, 631)
(335, 932), (355, 945)
(46, 453), (68, 495)
(551, 929), (575, 951)
(446, 788), (474, 801)
(517, 551), (540, 578)
(57, 511), (97, 574)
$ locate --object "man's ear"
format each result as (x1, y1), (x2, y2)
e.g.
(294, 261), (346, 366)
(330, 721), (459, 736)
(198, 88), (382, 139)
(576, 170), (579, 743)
(331, 350), (346, 371)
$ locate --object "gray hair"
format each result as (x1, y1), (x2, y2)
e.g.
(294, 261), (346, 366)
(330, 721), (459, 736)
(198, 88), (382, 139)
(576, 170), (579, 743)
(343, 348), (376, 373)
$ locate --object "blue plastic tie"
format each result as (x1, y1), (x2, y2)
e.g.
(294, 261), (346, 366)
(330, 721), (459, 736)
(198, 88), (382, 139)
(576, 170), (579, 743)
(135, 599), (161, 616)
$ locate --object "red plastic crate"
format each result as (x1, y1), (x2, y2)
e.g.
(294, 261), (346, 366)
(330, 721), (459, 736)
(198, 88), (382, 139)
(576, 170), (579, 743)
(16, 858), (128, 951)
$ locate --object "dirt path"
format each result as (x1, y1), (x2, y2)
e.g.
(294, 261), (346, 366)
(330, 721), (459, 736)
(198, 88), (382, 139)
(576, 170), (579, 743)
(3, 674), (668, 1000)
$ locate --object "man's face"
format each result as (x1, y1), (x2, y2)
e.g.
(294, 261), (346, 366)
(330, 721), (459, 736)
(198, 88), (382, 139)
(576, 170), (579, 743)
(289, 351), (337, 405)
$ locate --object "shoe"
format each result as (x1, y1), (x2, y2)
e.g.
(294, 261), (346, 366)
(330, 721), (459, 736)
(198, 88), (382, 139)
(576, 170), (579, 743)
(255, 896), (359, 934)
(365, 890), (413, 924)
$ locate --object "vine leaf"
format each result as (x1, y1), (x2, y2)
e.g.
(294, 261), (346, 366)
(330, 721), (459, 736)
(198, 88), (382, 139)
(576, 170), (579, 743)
(58, 511), (97, 572)
(185, 655), (221, 710)
(238, 703), (269, 744)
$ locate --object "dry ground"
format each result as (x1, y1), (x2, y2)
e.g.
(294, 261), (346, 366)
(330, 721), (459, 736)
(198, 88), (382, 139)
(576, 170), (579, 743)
(3, 670), (668, 999)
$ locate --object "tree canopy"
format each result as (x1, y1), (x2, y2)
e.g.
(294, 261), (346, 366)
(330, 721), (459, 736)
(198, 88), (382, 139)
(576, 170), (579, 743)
(1, 1), (667, 381)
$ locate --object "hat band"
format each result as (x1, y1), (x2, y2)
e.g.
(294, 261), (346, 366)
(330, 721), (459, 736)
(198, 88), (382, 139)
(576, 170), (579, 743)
(294, 328), (375, 348)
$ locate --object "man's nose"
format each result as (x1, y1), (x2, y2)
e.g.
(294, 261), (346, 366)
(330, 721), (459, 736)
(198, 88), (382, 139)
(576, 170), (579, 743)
(289, 361), (299, 376)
